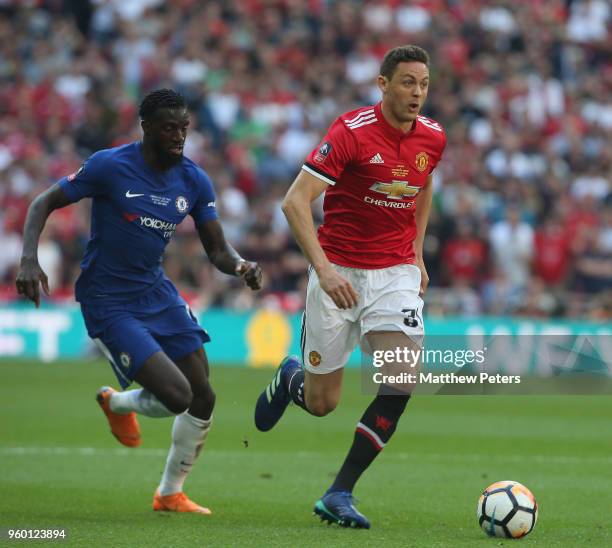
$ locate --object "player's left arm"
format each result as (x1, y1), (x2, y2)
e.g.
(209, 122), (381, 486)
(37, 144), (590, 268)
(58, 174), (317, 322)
(196, 220), (262, 290)
(413, 174), (433, 296)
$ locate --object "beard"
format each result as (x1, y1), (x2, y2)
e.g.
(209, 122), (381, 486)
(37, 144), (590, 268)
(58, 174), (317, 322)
(155, 141), (183, 166)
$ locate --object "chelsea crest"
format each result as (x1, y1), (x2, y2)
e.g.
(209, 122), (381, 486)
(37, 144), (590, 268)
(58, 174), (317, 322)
(175, 195), (189, 213)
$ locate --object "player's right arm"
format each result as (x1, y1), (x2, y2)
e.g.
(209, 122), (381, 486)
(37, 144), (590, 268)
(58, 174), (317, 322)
(17, 151), (106, 306)
(16, 184), (73, 307)
(282, 170), (358, 310)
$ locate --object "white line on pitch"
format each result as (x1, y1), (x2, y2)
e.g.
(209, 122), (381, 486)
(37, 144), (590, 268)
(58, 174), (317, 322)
(1, 446), (611, 465)
(0, 446), (167, 457)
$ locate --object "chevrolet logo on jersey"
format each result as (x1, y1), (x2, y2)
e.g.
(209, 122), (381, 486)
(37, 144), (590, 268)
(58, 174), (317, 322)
(369, 181), (420, 200)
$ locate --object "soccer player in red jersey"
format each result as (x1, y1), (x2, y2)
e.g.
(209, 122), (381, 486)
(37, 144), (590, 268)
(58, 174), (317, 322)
(254, 45), (446, 528)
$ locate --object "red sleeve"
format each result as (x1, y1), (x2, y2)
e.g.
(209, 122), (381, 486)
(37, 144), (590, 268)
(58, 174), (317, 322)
(432, 131), (447, 174)
(302, 118), (357, 185)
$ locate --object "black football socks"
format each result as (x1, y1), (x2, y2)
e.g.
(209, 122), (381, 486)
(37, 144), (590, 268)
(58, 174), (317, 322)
(329, 392), (410, 493)
(287, 368), (309, 411)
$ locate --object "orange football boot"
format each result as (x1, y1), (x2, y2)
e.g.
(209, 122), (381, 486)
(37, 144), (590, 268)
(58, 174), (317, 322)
(96, 386), (141, 447)
(153, 490), (212, 515)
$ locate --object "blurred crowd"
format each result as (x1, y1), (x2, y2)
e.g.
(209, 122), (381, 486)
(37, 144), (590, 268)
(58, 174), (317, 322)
(0, 0), (610, 319)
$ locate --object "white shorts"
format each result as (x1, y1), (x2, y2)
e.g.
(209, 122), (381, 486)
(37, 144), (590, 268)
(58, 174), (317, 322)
(301, 263), (424, 374)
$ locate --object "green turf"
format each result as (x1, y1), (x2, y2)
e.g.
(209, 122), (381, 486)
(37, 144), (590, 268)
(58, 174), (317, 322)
(1, 359), (611, 547)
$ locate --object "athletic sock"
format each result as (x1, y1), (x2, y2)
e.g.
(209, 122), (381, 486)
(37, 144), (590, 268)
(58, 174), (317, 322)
(328, 393), (410, 493)
(110, 389), (173, 418)
(287, 369), (309, 412)
(158, 412), (212, 496)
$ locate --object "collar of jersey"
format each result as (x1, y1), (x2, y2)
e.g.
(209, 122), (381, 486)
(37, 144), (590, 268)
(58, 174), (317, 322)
(374, 102), (418, 139)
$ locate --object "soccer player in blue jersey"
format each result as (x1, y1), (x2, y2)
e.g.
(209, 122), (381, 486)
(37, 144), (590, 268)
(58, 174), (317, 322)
(15, 89), (262, 515)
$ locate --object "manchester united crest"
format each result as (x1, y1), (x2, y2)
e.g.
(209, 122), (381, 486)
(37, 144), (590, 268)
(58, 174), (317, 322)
(309, 351), (322, 367)
(415, 152), (429, 172)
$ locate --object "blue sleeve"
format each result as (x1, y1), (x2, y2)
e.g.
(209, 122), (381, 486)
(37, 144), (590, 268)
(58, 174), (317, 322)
(57, 150), (109, 202)
(190, 167), (219, 226)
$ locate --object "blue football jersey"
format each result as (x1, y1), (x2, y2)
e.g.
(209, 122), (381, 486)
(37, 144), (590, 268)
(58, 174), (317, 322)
(58, 141), (218, 304)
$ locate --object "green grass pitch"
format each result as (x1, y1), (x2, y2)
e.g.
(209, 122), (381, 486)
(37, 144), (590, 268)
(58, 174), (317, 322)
(1, 359), (611, 547)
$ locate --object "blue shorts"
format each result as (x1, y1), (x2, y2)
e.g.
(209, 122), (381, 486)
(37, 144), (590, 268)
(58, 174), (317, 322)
(80, 279), (210, 388)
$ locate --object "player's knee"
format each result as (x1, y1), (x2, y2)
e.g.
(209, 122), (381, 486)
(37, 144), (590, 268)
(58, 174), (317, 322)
(165, 392), (192, 415)
(191, 379), (216, 410)
(161, 380), (193, 415)
(306, 397), (338, 417)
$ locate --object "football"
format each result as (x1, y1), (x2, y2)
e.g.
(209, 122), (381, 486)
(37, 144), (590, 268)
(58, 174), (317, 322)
(477, 480), (538, 538)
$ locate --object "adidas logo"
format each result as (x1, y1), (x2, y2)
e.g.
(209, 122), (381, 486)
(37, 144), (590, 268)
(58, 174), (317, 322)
(369, 153), (384, 164)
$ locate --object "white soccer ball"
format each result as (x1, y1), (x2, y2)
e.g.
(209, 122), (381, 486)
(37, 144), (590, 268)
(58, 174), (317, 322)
(477, 480), (538, 539)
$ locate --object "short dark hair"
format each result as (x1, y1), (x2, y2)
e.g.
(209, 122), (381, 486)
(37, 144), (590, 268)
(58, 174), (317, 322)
(139, 88), (186, 120)
(379, 45), (430, 80)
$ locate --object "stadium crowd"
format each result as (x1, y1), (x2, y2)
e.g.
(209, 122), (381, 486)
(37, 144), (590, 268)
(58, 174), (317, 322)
(0, 0), (610, 319)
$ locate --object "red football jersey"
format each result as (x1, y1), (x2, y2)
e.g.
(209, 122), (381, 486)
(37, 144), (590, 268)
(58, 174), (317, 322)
(303, 102), (446, 269)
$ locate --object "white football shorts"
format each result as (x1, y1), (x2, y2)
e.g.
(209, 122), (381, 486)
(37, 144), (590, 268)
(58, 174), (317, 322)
(301, 263), (424, 374)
